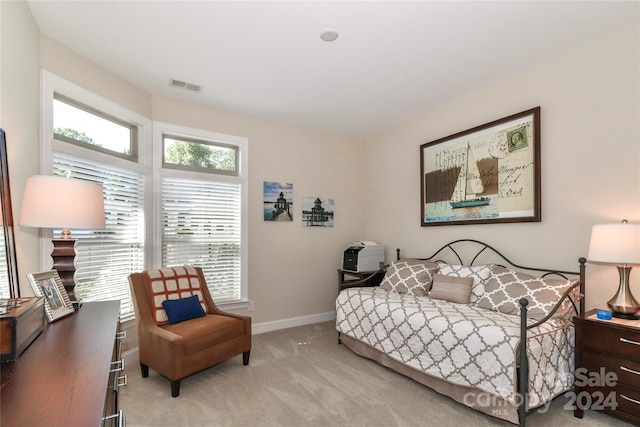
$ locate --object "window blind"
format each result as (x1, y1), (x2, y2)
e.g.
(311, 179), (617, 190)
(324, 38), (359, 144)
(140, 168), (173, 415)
(161, 176), (241, 303)
(53, 153), (145, 317)
(0, 229), (9, 298)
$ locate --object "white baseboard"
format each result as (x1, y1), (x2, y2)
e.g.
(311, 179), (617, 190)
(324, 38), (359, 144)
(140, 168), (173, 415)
(122, 311), (337, 356)
(252, 311), (336, 335)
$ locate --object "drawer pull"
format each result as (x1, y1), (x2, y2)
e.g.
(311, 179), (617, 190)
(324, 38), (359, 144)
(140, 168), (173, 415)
(102, 409), (125, 427)
(620, 365), (640, 376)
(620, 337), (640, 346)
(620, 394), (640, 406)
(110, 359), (125, 373)
(117, 374), (128, 388)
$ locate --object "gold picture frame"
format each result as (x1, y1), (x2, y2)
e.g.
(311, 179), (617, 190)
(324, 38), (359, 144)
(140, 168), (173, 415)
(27, 270), (75, 322)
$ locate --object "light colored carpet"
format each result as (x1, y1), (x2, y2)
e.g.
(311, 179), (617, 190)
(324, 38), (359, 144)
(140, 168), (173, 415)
(119, 321), (632, 427)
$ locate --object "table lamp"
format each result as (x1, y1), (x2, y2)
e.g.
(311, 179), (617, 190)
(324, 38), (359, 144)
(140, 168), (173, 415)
(587, 220), (640, 319)
(19, 175), (105, 303)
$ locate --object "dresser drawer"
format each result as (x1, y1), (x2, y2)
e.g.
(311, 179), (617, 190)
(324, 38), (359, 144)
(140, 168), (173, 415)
(583, 351), (640, 388)
(580, 321), (640, 359)
(617, 385), (640, 421)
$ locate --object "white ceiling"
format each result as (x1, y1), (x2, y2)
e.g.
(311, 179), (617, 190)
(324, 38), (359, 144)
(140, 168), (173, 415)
(27, 1), (638, 140)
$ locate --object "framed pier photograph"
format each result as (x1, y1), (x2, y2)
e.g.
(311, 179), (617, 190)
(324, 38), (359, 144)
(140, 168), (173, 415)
(263, 181), (293, 221)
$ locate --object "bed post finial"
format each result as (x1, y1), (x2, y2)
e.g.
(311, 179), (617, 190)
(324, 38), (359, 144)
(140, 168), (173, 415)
(578, 257), (587, 315)
(396, 248), (400, 261)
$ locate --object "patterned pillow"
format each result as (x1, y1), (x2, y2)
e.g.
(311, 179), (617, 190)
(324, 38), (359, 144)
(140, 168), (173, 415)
(437, 264), (492, 303)
(145, 266), (207, 325)
(474, 266), (577, 320)
(379, 258), (440, 296)
(429, 274), (474, 304)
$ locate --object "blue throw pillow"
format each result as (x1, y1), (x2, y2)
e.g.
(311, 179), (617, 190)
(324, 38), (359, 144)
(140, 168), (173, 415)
(162, 295), (206, 324)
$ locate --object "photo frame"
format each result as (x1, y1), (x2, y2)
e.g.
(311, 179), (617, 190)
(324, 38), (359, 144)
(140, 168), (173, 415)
(263, 181), (293, 221)
(302, 197), (334, 227)
(27, 270), (75, 322)
(420, 107), (541, 226)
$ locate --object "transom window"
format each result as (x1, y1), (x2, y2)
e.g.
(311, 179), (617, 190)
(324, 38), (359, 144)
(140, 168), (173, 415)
(53, 93), (138, 160)
(163, 135), (238, 175)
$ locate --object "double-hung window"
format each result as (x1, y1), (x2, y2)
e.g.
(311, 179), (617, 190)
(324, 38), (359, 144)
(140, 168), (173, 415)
(42, 72), (151, 319)
(155, 123), (248, 304)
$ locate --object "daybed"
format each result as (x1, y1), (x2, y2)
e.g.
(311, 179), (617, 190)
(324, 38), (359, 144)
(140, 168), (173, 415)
(335, 239), (585, 426)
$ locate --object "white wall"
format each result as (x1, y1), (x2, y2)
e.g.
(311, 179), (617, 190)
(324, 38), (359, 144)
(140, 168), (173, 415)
(361, 26), (640, 312)
(2, 1), (638, 323)
(0, 0), (41, 292)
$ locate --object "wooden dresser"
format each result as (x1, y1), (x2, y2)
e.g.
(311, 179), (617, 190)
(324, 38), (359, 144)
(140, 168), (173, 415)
(574, 309), (640, 424)
(1, 301), (124, 426)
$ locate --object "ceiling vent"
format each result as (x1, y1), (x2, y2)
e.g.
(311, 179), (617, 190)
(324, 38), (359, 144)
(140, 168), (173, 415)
(169, 79), (202, 93)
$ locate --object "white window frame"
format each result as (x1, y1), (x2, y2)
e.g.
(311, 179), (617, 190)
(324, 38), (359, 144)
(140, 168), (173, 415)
(153, 122), (249, 308)
(40, 71), (153, 320)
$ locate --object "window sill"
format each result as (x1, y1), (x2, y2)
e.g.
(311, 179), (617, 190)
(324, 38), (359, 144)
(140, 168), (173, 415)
(218, 300), (251, 311)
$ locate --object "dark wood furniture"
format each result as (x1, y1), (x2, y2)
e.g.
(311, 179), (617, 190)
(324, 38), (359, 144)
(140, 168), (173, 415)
(0, 297), (44, 361)
(574, 309), (640, 424)
(1, 300), (124, 427)
(337, 268), (386, 292)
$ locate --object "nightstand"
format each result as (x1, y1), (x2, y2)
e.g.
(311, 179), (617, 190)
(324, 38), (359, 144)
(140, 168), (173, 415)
(337, 268), (386, 293)
(573, 309), (640, 424)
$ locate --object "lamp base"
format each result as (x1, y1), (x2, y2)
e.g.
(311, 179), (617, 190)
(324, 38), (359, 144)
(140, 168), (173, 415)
(51, 238), (77, 305)
(607, 265), (640, 321)
(612, 312), (640, 320)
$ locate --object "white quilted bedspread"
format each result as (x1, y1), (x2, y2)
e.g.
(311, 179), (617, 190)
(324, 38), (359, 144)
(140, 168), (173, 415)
(335, 287), (574, 408)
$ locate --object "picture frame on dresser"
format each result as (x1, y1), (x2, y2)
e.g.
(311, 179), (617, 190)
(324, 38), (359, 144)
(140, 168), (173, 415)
(27, 270), (75, 322)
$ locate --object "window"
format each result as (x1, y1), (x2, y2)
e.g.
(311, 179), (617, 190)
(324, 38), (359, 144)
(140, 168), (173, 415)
(163, 135), (238, 175)
(53, 153), (145, 317)
(0, 229), (8, 299)
(42, 72), (248, 319)
(54, 94), (137, 160)
(43, 71), (152, 320)
(156, 122), (248, 305)
(161, 177), (241, 302)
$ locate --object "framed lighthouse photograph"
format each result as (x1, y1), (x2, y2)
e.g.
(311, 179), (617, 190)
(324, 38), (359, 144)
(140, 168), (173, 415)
(420, 107), (540, 226)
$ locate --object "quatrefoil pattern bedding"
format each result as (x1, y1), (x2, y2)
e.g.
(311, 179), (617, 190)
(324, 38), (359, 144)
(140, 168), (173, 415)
(335, 287), (574, 408)
(379, 259), (440, 296)
(475, 266), (577, 321)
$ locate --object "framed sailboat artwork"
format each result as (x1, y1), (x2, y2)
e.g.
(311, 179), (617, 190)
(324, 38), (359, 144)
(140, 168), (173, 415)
(420, 107), (541, 226)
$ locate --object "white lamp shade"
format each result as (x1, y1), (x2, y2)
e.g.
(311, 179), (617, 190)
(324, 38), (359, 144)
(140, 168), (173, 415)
(19, 175), (106, 230)
(588, 223), (640, 265)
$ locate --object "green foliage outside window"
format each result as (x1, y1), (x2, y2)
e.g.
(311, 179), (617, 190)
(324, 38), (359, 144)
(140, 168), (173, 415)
(55, 127), (102, 147)
(165, 138), (236, 172)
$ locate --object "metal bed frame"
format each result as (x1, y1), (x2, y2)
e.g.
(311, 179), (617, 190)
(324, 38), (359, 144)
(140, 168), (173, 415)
(388, 239), (586, 426)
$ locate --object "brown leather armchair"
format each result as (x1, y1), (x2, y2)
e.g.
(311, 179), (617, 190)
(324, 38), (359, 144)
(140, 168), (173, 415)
(128, 266), (251, 397)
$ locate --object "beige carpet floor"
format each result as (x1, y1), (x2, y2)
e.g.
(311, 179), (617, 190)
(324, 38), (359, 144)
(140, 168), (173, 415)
(119, 321), (632, 427)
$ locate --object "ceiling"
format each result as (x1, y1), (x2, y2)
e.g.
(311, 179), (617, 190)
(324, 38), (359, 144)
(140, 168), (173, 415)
(27, 1), (638, 140)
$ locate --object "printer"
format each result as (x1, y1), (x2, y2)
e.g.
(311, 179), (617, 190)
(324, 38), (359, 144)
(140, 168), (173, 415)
(342, 241), (385, 272)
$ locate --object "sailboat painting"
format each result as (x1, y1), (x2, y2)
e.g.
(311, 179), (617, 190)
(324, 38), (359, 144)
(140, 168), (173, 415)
(420, 107), (541, 226)
(449, 143), (490, 209)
